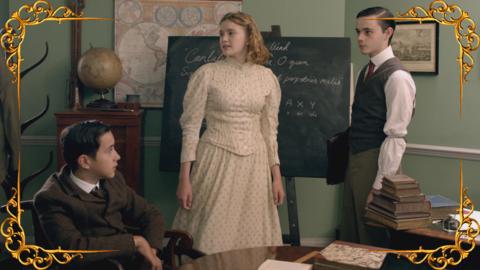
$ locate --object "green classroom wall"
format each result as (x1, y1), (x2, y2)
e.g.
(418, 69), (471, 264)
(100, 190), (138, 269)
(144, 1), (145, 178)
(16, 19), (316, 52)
(244, 0), (347, 240)
(1, 0), (479, 242)
(0, 2), (7, 26)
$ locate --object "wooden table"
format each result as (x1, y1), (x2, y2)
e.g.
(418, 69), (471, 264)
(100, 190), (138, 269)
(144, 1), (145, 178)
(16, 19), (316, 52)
(403, 222), (480, 245)
(177, 246), (322, 270)
(176, 241), (395, 270)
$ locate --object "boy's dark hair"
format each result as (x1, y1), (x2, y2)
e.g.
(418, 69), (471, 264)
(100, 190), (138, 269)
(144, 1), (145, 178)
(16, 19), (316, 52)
(357, 7), (396, 44)
(60, 120), (111, 171)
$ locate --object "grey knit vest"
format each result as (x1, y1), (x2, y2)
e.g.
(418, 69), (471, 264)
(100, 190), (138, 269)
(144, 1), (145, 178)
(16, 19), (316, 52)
(350, 57), (408, 154)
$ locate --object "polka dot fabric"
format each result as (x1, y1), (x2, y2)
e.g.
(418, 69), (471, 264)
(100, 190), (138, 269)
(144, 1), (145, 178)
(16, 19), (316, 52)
(172, 58), (283, 254)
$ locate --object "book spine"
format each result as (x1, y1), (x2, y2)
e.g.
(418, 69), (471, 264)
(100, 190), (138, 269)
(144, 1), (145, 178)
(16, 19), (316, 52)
(382, 181), (419, 190)
(381, 190), (426, 203)
(365, 208), (399, 229)
(382, 185), (422, 197)
(368, 204), (430, 219)
(372, 194), (394, 212)
(394, 201), (431, 213)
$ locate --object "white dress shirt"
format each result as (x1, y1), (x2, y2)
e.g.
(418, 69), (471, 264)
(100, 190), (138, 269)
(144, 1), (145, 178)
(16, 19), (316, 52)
(363, 46), (416, 190)
(70, 171), (100, 193)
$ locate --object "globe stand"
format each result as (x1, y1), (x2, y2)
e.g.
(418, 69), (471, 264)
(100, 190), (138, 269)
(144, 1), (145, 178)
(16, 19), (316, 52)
(86, 90), (117, 109)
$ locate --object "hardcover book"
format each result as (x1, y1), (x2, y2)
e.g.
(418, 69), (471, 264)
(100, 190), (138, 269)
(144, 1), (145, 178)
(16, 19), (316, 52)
(382, 180), (419, 190)
(382, 185), (421, 197)
(383, 175), (416, 186)
(368, 203), (431, 219)
(365, 208), (431, 230)
(371, 193), (431, 214)
(376, 189), (426, 203)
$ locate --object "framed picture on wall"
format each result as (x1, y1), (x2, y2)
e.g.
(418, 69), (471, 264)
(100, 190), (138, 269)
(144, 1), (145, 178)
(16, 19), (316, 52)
(391, 21), (439, 74)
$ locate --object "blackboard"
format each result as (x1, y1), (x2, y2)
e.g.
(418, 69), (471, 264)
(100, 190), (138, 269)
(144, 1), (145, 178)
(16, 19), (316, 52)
(159, 36), (350, 178)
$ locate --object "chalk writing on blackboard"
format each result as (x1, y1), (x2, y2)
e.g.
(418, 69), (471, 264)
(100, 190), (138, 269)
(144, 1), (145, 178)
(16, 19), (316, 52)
(160, 36), (351, 178)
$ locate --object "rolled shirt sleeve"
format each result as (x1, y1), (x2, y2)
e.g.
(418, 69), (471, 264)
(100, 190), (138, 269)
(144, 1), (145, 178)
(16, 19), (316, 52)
(373, 70), (416, 190)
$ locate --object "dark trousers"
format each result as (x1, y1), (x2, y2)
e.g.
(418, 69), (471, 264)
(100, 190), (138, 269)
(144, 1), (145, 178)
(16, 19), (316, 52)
(339, 148), (390, 248)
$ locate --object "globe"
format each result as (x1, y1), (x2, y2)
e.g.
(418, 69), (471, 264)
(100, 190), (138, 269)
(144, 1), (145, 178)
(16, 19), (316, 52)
(77, 47), (123, 108)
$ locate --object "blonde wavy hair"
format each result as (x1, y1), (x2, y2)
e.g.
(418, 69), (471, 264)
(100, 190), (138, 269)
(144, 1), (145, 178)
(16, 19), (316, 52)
(220, 12), (271, 65)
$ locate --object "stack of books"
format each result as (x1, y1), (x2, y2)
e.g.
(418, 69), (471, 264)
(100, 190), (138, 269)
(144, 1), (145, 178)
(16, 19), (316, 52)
(365, 174), (431, 230)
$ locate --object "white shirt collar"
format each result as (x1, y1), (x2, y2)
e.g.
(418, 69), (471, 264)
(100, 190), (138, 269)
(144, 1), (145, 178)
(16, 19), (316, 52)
(370, 46), (395, 70)
(70, 171), (99, 193)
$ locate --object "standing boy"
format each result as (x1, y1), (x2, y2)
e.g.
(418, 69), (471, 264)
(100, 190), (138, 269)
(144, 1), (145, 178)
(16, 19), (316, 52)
(340, 7), (416, 247)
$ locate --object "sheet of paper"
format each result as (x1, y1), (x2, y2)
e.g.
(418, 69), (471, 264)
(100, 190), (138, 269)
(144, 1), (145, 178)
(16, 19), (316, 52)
(257, 259), (312, 270)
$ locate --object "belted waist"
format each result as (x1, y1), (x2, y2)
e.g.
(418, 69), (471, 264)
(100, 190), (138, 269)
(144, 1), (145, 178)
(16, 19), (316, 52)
(201, 126), (263, 156)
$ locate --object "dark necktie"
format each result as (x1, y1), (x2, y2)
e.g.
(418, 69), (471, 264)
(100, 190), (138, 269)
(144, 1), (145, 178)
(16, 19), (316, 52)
(365, 61), (375, 80)
(90, 185), (105, 198)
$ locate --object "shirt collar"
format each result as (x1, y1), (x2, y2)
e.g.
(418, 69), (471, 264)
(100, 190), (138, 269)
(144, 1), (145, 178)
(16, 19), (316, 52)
(370, 46), (395, 69)
(70, 171), (99, 193)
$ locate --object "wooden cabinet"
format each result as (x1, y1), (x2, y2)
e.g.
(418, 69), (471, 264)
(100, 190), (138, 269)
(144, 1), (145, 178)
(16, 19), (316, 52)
(55, 110), (144, 193)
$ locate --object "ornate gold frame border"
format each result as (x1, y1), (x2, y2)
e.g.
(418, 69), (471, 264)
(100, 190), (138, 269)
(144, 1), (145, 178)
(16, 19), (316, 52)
(373, 1), (479, 269)
(1, 1), (113, 269)
(1, 1), (479, 270)
(376, 0), (479, 114)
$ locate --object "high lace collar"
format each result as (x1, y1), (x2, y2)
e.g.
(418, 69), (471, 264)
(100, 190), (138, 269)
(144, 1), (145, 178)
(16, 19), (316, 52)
(224, 56), (254, 70)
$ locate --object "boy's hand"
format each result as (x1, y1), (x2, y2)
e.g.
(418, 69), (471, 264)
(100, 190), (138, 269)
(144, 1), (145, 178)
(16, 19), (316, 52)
(134, 235), (163, 270)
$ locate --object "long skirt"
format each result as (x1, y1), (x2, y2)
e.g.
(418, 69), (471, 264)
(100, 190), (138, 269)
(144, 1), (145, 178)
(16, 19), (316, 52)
(172, 141), (282, 254)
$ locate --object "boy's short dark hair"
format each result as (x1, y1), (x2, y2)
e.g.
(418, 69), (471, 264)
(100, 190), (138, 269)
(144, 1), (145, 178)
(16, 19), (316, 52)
(60, 120), (111, 171)
(357, 7), (396, 44)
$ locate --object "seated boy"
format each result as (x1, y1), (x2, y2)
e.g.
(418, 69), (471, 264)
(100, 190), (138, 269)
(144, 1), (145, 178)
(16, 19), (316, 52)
(34, 120), (164, 270)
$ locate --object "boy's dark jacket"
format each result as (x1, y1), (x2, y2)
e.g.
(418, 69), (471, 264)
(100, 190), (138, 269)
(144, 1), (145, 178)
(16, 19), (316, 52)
(34, 165), (165, 265)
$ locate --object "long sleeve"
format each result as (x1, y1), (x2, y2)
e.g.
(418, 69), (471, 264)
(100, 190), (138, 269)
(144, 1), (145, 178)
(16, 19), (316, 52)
(373, 70), (416, 189)
(34, 170), (166, 266)
(260, 69), (281, 166)
(122, 183), (165, 250)
(34, 192), (136, 264)
(180, 65), (210, 163)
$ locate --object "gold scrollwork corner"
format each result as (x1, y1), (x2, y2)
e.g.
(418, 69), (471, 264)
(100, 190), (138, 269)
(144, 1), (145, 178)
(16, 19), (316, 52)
(0, 0), (109, 84)
(0, 188), (113, 270)
(390, 0), (479, 113)
(372, 1), (479, 269)
(1, 1), (113, 269)
(384, 161), (479, 270)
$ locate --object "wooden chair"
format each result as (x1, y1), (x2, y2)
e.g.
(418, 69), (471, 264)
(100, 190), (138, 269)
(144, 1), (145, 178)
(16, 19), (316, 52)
(163, 229), (205, 268)
(0, 200), (205, 269)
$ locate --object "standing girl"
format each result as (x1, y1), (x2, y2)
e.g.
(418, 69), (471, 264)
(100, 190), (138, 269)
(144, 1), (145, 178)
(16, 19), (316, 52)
(172, 12), (284, 254)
